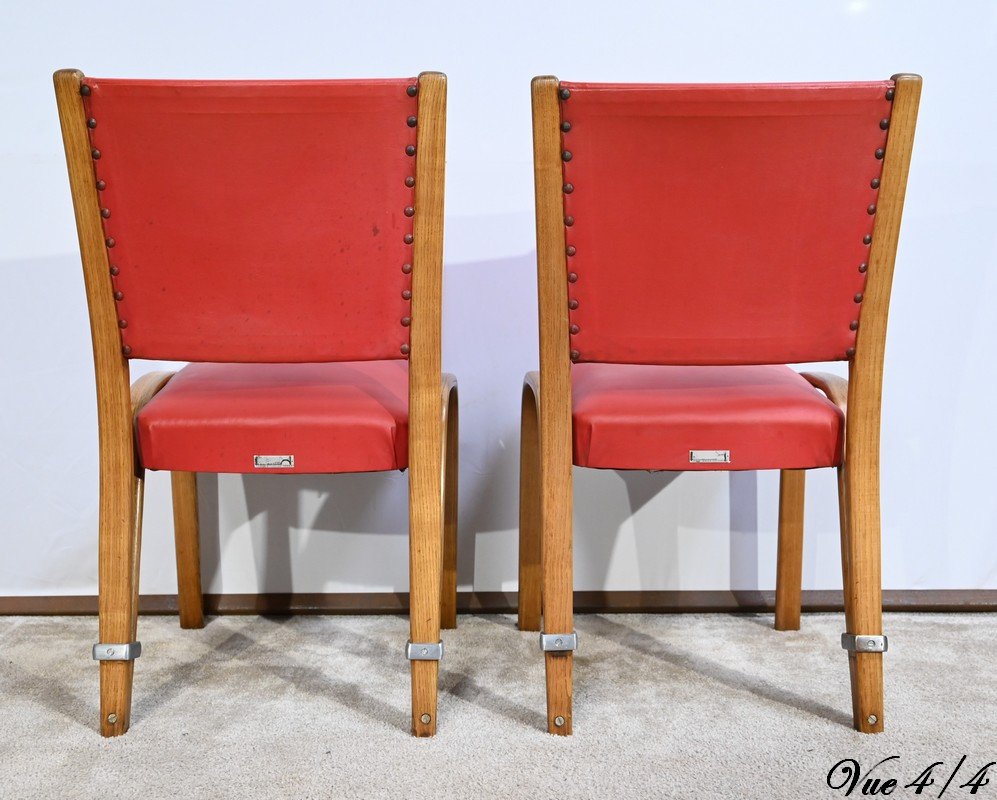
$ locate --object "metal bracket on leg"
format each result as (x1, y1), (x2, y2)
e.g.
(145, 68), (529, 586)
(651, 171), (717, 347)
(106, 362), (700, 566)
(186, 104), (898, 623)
(406, 641), (444, 661)
(92, 642), (142, 661)
(841, 633), (888, 653)
(539, 631), (578, 652)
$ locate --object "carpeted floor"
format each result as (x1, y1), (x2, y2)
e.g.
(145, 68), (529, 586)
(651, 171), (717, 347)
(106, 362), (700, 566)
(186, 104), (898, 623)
(1, 612), (994, 799)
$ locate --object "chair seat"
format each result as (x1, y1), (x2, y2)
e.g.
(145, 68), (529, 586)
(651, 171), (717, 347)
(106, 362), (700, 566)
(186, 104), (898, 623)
(572, 363), (843, 471)
(137, 361), (410, 474)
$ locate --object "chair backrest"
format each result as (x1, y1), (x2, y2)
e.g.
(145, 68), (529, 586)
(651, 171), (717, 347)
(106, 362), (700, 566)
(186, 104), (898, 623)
(550, 80), (908, 366)
(69, 76), (432, 363)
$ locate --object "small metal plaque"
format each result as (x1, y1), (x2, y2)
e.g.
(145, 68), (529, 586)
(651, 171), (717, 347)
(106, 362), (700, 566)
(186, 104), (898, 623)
(841, 633), (889, 653)
(539, 632), (578, 652)
(406, 641), (444, 661)
(92, 642), (142, 661)
(689, 450), (730, 464)
(253, 455), (294, 469)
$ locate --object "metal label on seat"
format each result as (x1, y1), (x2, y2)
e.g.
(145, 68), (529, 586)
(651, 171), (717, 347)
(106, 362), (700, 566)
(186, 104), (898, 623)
(689, 450), (730, 463)
(253, 455), (295, 468)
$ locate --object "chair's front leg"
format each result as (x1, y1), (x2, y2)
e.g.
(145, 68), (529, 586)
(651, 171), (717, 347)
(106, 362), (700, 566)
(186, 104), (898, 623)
(774, 469), (806, 631)
(840, 458), (885, 733)
(518, 376), (542, 632)
(97, 464), (145, 737)
(440, 380), (459, 630)
(171, 471), (204, 629)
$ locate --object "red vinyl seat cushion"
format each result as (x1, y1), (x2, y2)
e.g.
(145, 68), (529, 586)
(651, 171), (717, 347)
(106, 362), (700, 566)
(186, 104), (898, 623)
(136, 361), (409, 474)
(571, 364), (843, 471)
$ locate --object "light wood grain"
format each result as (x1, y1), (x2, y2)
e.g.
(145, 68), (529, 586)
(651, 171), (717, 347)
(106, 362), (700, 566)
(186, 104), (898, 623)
(132, 374), (205, 630)
(440, 375), (459, 630)
(55, 68), (140, 737)
(532, 76), (575, 735)
(130, 371), (174, 418)
(130, 373), (204, 630)
(837, 465), (853, 623)
(517, 372), (542, 632)
(408, 71), (447, 737)
(800, 371), (849, 413)
(774, 469), (806, 631)
(841, 73), (921, 733)
(171, 472), (204, 629)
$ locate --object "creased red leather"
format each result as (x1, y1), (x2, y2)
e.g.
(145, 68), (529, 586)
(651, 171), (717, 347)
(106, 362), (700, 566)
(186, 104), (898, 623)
(572, 363), (843, 470)
(559, 81), (893, 365)
(81, 78), (417, 363)
(136, 361), (409, 473)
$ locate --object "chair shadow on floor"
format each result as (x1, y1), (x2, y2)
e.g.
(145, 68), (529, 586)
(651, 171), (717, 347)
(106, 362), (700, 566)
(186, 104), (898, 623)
(580, 614), (853, 728)
(441, 613), (547, 730)
(2, 655), (93, 732)
(132, 616), (414, 734)
(443, 670), (546, 731)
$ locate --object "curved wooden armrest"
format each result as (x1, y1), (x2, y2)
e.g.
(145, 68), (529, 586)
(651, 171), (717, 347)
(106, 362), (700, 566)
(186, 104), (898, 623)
(523, 370), (540, 404)
(441, 373), (457, 419)
(799, 371), (848, 414)
(130, 370), (175, 420)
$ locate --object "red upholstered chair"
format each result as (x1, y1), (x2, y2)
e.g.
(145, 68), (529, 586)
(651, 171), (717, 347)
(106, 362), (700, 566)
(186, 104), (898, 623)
(54, 69), (457, 737)
(519, 75), (921, 734)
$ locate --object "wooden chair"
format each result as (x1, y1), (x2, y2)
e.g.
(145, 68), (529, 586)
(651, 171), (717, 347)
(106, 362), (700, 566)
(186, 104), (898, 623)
(519, 75), (921, 734)
(54, 69), (456, 737)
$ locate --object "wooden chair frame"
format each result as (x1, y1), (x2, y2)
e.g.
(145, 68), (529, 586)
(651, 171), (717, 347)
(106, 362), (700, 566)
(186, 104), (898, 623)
(54, 69), (455, 737)
(519, 74), (921, 735)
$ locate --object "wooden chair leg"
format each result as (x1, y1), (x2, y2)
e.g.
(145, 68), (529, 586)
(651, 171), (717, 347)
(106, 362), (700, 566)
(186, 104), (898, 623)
(171, 471), (204, 629)
(540, 397), (574, 735)
(545, 650), (573, 732)
(840, 461), (885, 733)
(408, 407), (445, 736)
(98, 466), (145, 737)
(837, 467), (853, 621)
(440, 386), (459, 630)
(774, 469), (805, 631)
(409, 512), (442, 736)
(518, 382), (542, 632)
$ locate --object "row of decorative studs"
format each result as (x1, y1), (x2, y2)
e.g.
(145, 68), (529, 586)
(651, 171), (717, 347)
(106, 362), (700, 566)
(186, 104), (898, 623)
(848, 85), (895, 359)
(401, 82), (419, 357)
(81, 83), (133, 354)
(558, 87), (583, 361)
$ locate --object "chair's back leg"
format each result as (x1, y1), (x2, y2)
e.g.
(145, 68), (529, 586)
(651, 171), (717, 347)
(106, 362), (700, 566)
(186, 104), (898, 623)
(99, 467), (144, 736)
(440, 386), (459, 630)
(540, 414), (574, 736)
(408, 382), (445, 736)
(518, 379), (542, 632)
(774, 469), (806, 631)
(841, 460), (885, 732)
(171, 471), (204, 629)
(409, 477), (443, 736)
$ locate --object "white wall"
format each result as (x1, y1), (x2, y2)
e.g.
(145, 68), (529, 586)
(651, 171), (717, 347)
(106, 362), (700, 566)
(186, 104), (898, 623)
(3, 1), (995, 598)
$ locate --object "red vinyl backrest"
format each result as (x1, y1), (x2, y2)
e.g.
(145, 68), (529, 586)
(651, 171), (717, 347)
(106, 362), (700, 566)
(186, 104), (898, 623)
(81, 78), (420, 362)
(558, 81), (895, 365)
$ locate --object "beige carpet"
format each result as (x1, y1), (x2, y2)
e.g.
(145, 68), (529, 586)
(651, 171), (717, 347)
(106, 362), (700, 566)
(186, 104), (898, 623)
(1, 612), (994, 799)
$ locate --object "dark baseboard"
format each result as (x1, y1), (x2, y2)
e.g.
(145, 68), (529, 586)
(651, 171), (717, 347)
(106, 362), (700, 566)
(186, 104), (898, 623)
(1, 589), (995, 616)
